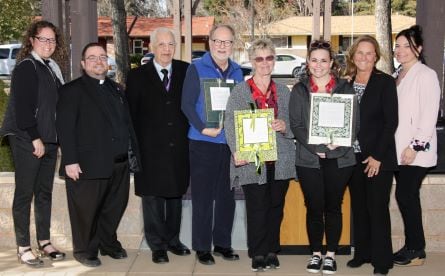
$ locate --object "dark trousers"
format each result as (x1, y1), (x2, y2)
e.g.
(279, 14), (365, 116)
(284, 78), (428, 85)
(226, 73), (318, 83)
(66, 159), (129, 258)
(349, 159), (394, 270)
(189, 140), (235, 251)
(9, 136), (57, 246)
(297, 158), (353, 253)
(142, 195), (183, 251)
(242, 165), (289, 258)
(394, 165), (428, 251)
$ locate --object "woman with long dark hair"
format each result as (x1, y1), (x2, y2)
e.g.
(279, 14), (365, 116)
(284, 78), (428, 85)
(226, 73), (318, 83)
(392, 25), (440, 266)
(1, 20), (68, 267)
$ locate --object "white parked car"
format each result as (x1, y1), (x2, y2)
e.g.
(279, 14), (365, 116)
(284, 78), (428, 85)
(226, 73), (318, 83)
(107, 56), (116, 79)
(242, 54), (305, 77)
(0, 44), (21, 76)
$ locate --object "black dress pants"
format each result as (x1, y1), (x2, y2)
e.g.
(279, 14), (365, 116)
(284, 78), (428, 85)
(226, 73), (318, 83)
(349, 159), (394, 271)
(297, 158), (353, 253)
(9, 136), (58, 247)
(189, 140), (235, 251)
(242, 165), (289, 258)
(394, 165), (428, 251)
(142, 195), (183, 251)
(66, 158), (129, 258)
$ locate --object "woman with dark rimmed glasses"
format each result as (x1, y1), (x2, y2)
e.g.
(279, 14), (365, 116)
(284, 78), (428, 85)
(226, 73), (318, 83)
(289, 39), (357, 275)
(0, 20), (68, 267)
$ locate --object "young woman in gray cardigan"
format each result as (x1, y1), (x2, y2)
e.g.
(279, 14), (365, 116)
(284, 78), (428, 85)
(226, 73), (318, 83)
(289, 40), (357, 275)
(224, 39), (295, 272)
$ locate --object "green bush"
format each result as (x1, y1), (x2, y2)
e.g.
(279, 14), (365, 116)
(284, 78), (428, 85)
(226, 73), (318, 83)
(130, 53), (143, 66)
(0, 80), (14, 171)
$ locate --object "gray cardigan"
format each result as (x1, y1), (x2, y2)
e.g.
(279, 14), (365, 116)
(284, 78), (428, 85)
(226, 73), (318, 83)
(289, 76), (357, 169)
(224, 81), (296, 189)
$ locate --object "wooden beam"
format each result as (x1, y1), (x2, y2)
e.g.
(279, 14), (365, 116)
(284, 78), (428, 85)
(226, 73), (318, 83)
(417, 0), (445, 115)
(323, 0), (332, 41)
(173, 0), (181, 60)
(184, 0), (192, 62)
(312, 0), (321, 40)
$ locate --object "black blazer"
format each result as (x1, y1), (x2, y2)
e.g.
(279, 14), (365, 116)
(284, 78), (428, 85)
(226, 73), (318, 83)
(126, 59), (190, 197)
(56, 74), (140, 179)
(356, 69), (398, 171)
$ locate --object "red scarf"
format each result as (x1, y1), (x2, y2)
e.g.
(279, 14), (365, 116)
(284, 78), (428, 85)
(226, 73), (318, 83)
(310, 74), (336, 93)
(247, 78), (278, 118)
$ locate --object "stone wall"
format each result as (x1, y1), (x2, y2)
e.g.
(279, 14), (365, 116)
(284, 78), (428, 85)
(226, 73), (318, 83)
(1, 172), (445, 252)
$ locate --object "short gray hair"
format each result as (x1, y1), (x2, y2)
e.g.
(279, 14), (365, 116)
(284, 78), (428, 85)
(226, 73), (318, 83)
(209, 24), (235, 40)
(150, 27), (175, 48)
(247, 38), (276, 61)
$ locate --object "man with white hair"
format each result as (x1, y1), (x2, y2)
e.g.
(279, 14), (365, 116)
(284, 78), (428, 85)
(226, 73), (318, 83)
(126, 27), (191, 264)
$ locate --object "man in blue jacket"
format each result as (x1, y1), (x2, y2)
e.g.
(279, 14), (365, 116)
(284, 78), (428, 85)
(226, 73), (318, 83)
(181, 24), (243, 265)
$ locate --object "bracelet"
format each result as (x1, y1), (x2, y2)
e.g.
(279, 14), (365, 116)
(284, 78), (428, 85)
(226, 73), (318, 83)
(409, 139), (430, 152)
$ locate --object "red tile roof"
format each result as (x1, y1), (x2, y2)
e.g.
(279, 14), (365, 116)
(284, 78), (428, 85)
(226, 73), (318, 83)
(98, 16), (214, 38)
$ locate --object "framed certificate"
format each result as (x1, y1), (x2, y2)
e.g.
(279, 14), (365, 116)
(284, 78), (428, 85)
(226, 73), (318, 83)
(308, 93), (356, 146)
(234, 108), (277, 162)
(203, 79), (235, 128)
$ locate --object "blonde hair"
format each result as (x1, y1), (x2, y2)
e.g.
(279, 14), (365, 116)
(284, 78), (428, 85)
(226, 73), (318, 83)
(344, 35), (381, 77)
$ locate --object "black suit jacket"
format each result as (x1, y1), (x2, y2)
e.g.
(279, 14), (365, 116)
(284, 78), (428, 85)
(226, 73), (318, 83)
(356, 69), (398, 171)
(126, 59), (190, 197)
(56, 74), (140, 179)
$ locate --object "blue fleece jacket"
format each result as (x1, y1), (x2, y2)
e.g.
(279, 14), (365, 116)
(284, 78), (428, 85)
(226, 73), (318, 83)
(181, 52), (243, 143)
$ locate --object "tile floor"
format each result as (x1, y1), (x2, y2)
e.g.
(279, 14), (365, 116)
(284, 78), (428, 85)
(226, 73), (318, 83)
(0, 249), (442, 275)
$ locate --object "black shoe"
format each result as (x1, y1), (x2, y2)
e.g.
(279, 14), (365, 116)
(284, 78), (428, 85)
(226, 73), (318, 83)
(346, 257), (371, 268)
(306, 255), (322, 273)
(196, 251), (215, 265)
(167, 243), (191, 256)
(322, 257), (337, 274)
(251, 255), (267, 272)
(152, 250), (169, 264)
(74, 255), (101, 267)
(265, 253), (280, 269)
(37, 242), (66, 261)
(213, 246), (240, 261)
(373, 267), (389, 275)
(99, 247), (127, 259)
(393, 247), (426, 266)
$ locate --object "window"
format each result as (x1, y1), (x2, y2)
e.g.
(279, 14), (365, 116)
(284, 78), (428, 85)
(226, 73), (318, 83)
(339, 36), (353, 53)
(270, 36), (288, 48)
(133, 39), (143, 54)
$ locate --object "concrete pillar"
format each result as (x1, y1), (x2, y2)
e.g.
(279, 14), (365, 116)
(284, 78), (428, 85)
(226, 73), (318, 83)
(70, 0), (98, 79)
(416, 0), (445, 116)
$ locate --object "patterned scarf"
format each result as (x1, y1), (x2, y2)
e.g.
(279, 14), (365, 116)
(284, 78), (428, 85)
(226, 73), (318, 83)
(247, 77), (278, 118)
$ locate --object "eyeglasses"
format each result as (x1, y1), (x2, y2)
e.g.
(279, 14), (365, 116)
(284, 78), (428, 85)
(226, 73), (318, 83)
(85, 55), (108, 62)
(157, 42), (176, 49)
(254, 55), (275, 63)
(310, 41), (331, 50)
(34, 36), (56, 44)
(211, 39), (233, 47)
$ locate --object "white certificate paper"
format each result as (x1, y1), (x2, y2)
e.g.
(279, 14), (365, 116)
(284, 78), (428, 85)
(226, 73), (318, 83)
(318, 102), (345, 128)
(242, 118), (269, 144)
(210, 87), (231, 111)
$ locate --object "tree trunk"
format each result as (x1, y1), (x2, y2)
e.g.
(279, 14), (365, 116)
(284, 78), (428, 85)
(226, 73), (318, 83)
(110, 0), (130, 84)
(375, 0), (393, 74)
